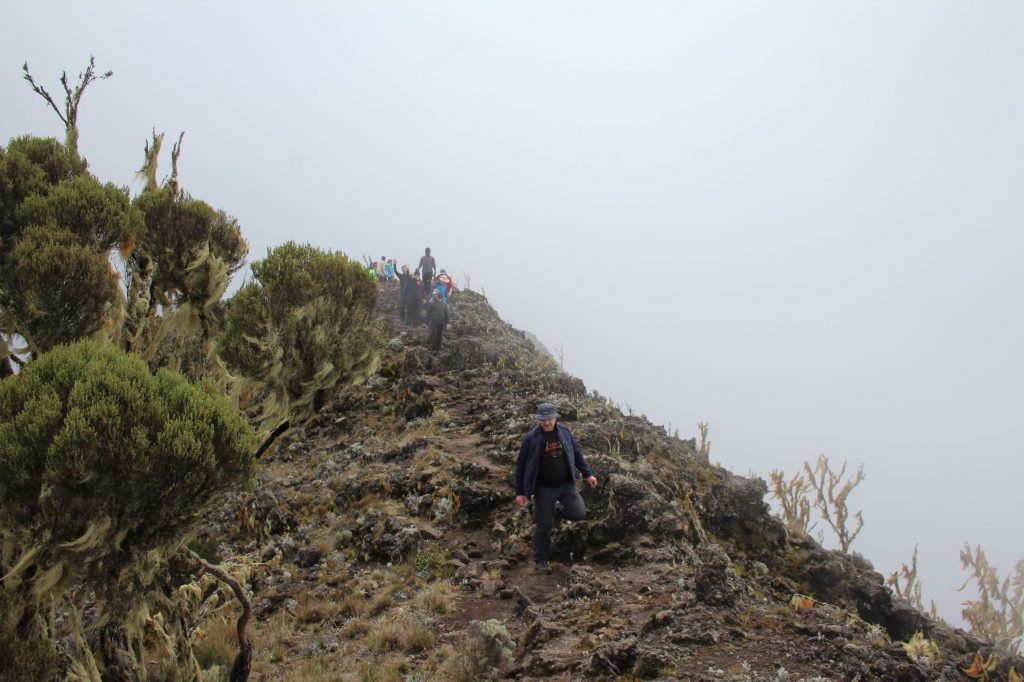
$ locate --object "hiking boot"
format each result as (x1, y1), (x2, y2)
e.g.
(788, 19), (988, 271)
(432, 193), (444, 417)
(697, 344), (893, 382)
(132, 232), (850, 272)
(535, 561), (552, 575)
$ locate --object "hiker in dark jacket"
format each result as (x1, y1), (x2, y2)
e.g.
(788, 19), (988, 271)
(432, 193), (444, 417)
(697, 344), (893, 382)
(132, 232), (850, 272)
(425, 288), (448, 352)
(418, 247), (436, 299)
(407, 270), (423, 324)
(396, 264), (417, 323)
(515, 402), (598, 574)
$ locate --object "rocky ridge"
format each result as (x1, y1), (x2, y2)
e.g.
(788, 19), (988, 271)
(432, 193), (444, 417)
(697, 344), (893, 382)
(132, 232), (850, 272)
(192, 283), (1023, 681)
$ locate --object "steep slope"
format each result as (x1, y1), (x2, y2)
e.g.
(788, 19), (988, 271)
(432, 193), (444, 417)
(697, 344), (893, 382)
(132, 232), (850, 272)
(194, 283), (1022, 681)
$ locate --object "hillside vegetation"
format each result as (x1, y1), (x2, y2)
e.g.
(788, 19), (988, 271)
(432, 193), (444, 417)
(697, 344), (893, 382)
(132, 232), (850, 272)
(2, 60), (1021, 681)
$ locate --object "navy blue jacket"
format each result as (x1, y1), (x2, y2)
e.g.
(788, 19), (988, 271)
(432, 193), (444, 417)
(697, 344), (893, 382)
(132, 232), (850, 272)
(515, 423), (592, 498)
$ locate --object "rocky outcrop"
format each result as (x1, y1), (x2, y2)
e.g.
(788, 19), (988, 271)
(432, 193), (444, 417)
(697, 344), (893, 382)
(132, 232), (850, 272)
(189, 283), (1023, 681)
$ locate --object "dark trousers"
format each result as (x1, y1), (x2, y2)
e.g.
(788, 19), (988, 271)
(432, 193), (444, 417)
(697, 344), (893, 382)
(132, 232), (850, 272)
(422, 274), (434, 299)
(532, 482), (586, 563)
(429, 321), (444, 352)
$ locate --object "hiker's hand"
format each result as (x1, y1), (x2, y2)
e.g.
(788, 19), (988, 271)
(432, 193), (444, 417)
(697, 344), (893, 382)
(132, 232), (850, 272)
(516, 495), (527, 507)
(586, 476), (598, 488)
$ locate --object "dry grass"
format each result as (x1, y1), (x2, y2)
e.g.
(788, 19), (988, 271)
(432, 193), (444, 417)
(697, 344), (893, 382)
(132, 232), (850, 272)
(367, 592), (394, 617)
(313, 532), (341, 556)
(251, 610), (294, 667)
(417, 581), (452, 615)
(277, 655), (349, 682)
(358, 656), (407, 682)
(337, 593), (362, 618)
(294, 593), (340, 625)
(403, 625), (435, 653)
(342, 617), (371, 640)
(367, 619), (405, 652)
(192, 617), (237, 670)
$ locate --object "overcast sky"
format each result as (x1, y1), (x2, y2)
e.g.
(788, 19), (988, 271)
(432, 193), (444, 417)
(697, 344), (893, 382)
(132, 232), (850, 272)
(4, 2), (1022, 625)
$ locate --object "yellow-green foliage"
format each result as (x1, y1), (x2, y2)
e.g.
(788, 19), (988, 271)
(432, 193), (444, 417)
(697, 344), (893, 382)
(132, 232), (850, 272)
(217, 241), (382, 426)
(0, 341), (256, 615)
(960, 544), (1024, 656)
(902, 631), (940, 661)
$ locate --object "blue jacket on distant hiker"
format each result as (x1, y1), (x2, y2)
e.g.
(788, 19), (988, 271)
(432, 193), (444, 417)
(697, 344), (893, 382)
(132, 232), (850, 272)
(514, 402), (598, 574)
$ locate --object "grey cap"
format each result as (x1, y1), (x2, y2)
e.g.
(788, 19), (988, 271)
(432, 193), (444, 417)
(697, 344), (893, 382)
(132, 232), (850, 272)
(534, 402), (560, 420)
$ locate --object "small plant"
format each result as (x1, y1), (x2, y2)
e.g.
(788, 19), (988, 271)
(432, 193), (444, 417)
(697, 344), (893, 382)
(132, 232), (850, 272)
(769, 454), (865, 553)
(439, 619), (514, 682)
(768, 468), (815, 537)
(804, 454), (864, 552)
(697, 422), (711, 459)
(887, 544), (938, 618)
(959, 544), (1023, 656)
(902, 631), (940, 662)
(962, 651), (997, 680)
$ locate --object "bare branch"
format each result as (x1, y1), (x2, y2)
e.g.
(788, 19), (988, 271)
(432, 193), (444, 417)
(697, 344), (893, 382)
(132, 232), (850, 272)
(169, 131), (185, 194)
(186, 548), (253, 681)
(803, 454), (865, 553)
(21, 56), (112, 160)
(22, 61), (67, 125)
(136, 129), (164, 191)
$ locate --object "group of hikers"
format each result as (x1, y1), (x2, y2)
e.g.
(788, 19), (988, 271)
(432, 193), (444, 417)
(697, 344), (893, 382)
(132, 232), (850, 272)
(369, 247), (454, 352)
(375, 253), (600, 573)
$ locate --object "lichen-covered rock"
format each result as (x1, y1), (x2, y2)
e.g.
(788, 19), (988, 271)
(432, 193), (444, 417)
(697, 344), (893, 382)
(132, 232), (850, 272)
(695, 543), (745, 607)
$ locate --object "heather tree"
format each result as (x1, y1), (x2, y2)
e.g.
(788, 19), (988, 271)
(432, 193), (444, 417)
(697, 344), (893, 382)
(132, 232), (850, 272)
(0, 341), (256, 679)
(218, 241), (382, 428)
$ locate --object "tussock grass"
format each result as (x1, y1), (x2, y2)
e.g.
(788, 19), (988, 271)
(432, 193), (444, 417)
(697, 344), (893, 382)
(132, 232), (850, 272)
(252, 610), (293, 667)
(403, 625), (435, 653)
(342, 617), (371, 639)
(358, 657), (406, 682)
(417, 581), (452, 615)
(367, 592), (394, 616)
(367, 619), (405, 652)
(193, 617), (236, 670)
(337, 593), (362, 618)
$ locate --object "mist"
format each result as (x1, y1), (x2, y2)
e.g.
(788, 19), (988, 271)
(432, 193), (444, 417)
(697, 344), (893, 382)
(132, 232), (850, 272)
(3, 1), (1021, 625)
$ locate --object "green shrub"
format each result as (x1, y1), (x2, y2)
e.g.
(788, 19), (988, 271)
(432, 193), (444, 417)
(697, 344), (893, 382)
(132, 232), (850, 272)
(218, 242), (382, 424)
(1, 137), (143, 359)
(6, 224), (120, 351)
(0, 341), (256, 613)
(15, 173), (143, 251)
(132, 187), (247, 310)
(0, 136), (85, 239)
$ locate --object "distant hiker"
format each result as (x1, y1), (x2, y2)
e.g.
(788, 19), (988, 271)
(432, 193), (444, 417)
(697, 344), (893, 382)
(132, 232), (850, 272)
(425, 288), (449, 352)
(418, 247), (436, 298)
(406, 269), (423, 324)
(514, 402), (598, 574)
(397, 264), (417, 323)
(385, 258), (396, 281)
(435, 269), (454, 304)
(375, 256), (388, 282)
